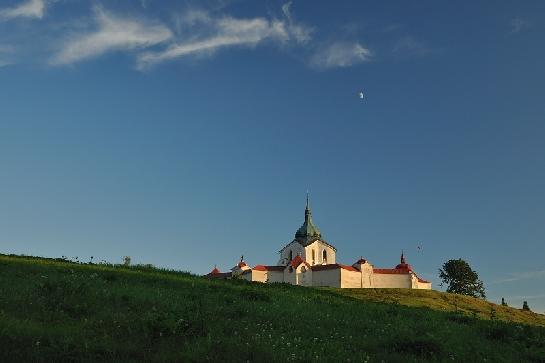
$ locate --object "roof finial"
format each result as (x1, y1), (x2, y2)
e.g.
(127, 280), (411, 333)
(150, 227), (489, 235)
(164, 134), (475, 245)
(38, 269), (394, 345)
(240, 255), (244, 262)
(306, 190), (310, 211)
(401, 250), (405, 264)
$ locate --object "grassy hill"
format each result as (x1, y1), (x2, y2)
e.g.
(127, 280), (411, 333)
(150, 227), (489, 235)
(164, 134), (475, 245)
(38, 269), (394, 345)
(1, 254), (544, 362)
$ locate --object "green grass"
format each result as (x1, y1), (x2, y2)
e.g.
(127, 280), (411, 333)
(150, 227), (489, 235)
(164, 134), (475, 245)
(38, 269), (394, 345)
(1, 254), (544, 362)
(333, 288), (545, 327)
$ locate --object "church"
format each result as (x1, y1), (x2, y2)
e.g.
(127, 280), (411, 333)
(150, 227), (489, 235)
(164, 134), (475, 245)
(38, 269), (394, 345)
(207, 196), (431, 290)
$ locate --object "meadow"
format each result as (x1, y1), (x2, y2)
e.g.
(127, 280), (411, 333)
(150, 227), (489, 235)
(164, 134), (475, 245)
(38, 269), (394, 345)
(1, 254), (544, 362)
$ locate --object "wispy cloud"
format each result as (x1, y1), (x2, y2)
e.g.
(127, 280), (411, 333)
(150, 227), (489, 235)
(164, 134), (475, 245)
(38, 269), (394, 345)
(309, 41), (371, 70)
(51, 6), (173, 65)
(0, 0), (46, 20)
(137, 6), (312, 70)
(492, 269), (545, 284)
(0, 44), (15, 67)
(509, 16), (530, 34)
(504, 293), (545, 300)
(392, 35), (432, 57)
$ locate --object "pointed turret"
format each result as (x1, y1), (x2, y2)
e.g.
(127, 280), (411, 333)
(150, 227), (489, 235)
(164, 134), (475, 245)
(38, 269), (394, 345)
(395, 250), (412, 270)
(294, 193), (322, 245)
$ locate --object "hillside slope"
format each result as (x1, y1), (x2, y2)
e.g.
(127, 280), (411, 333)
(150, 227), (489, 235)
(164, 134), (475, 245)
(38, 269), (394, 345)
(1, 254), (544, 362)
(333, 288), (545, 327)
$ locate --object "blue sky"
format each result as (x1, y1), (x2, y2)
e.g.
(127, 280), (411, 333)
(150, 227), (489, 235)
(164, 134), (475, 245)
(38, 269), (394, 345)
(1, 0), (544, 312)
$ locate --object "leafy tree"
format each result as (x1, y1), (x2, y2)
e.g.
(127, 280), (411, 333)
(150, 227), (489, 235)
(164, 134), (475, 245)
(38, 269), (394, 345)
(123, 256), (131, 266)
(439, 259), (486, 298)
(522, 301), (531, 311)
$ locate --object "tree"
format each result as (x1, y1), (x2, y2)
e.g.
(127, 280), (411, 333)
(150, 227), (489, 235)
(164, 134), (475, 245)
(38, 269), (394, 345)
(123, 256), (131, 266)
(439, 258), (486, 298)
(522, 301), (531, 311)
(501, 297), (508, 307)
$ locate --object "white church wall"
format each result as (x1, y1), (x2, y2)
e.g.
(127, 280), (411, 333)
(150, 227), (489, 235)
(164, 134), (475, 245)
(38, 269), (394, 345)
(278, 242), (305, 265)
(251, 270), (268, 283)
(283, 266), (297, 285)
(304, 241), (336, 266)
(421, 282), (432, 290)
(417, 280), (432, 290)
(297, 265), (312, 286)
(240, 271), (253, 282)
(267, 271), (285, 283)
(359, 263), (374, 288)
(372, 273), (412, 288)
(311, 268), (341, 287)
(340, 269), (361, 288)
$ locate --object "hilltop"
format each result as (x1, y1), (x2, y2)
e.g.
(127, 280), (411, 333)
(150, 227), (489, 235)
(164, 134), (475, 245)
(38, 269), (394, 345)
(1, 254), (544, 362)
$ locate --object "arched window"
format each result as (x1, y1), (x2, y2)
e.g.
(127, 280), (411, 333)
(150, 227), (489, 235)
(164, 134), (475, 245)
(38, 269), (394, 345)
(301, 266), (306, 273)
(289, 250), (293, 261)
(312, 250), (316, 265)
(322, 250), (327, 264)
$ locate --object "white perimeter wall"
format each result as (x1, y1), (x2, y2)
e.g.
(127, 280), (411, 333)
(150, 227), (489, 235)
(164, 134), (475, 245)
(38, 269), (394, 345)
(268, 271), (284, 283)
(372, 273), (412, 288)
(311, 269), (341, 287)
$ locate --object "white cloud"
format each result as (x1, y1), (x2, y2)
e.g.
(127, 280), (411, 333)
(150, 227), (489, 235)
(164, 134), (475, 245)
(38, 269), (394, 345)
(310, 41), (371, 70)
(137, 9), (312, 70)
(0, 44), (15, 67)
(492, 269), (545, 284)
(51, 6), (173, 65)
(281, 2), (312, 44)
(392, 35), (431, 57)
(282, 2), (292, 22)
(509, 16), (530, 34)
(0, 45), (15, 53)
(0, 0), (46, 20)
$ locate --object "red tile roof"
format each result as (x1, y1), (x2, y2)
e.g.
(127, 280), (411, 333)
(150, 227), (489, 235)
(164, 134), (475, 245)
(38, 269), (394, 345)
(373, 268), (411, 275)
(312, 264), (358, 272)
(209, 267), (221, 275)
(206, 272), (232, 279)
(252, 265), (285, 272)
(290, 255), (304, 268)
(417, 277), (430, 283)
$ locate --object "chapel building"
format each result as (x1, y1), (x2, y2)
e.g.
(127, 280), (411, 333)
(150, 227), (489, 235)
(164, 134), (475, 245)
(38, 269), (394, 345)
(207, 196), (431, 290)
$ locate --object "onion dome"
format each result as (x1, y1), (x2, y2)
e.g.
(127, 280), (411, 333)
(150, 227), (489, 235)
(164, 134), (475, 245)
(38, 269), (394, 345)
(237, 255), (247, 268)
(209, 265), (220, 275)
(395, 251), (413, 270)
(294, 194), (322, 245)
(355, 256), (367, 264)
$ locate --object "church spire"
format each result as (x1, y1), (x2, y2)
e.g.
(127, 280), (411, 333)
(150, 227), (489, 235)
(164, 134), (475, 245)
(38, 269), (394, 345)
(295, 193), (322, 244)
(305, 191), (311, 221)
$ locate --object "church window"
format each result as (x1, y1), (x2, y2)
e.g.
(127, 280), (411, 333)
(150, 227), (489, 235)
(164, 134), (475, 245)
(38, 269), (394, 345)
(288, 266), (293, 273)
(312, 250), (315, 265)
(301, 266), (306, 273)
(323, 250), (327, 264)
(289, 250), (293, 261)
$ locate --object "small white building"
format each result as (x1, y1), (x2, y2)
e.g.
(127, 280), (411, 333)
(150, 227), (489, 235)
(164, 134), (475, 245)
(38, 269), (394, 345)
(207, 196), (431, 290)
